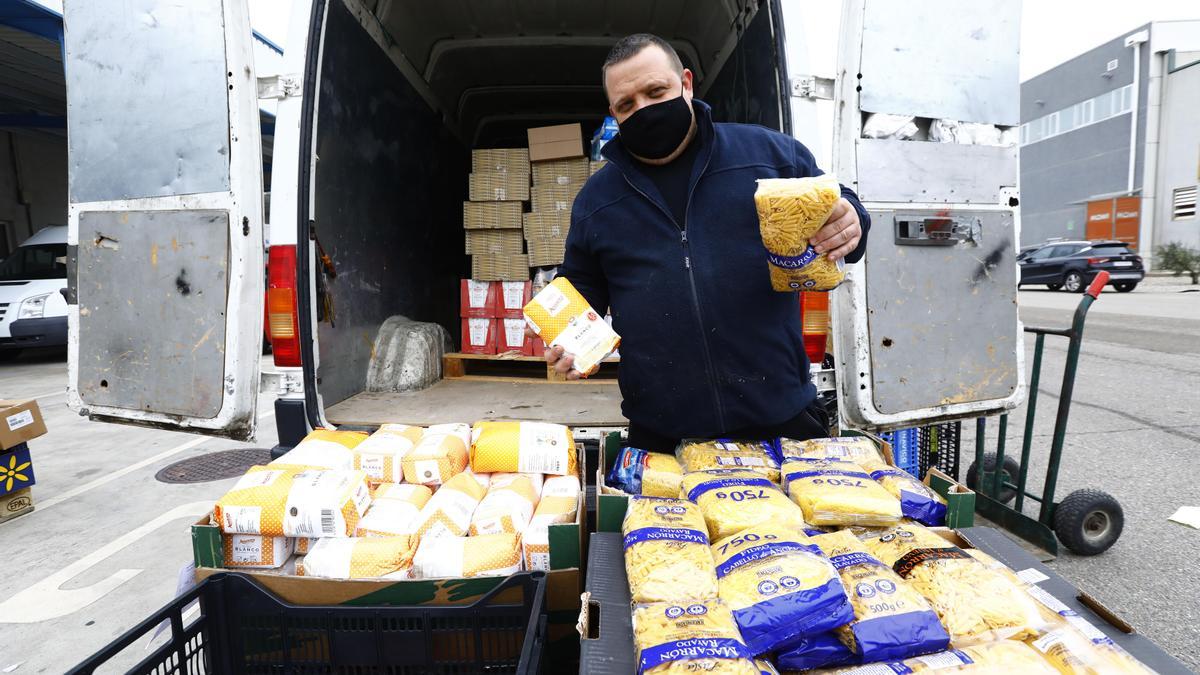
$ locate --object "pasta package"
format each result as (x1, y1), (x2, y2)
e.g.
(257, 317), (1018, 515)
(783, 458), (903, 527)
(711, 523), (852, 654)
(776, 632), (856, 672)
(354, 424), (424, 484)
(470, 474), (540, 535)
(633, 600), (758, 675)
(215, 466), (302, 536)
(809, 640), (1059, 674)
(607, 446), (684, 498)
(412, 470), (487, 539)
(296, 535), (416, 579)
(294, 537), (317, 555)
(214, 466), (372, 538)
(622, 496), (718, 603)
(470, 420), (577, 475)
(680, 469), (807, 540)
(812, 530), (949, 663)
(861, 459), (947, 526)
(522, 474), (581, 570)
(678, 440), (781, 483)
(754, 175), (844, 292)
(356, 483), (433, 537)
(411, 533), (522, 579)
(222, 534), (293, 569)
(523, 276), (620, 376)
(781, 437), (885, 467)
(863, 524), (1044, 646)
(401, 423), (471, 486)
(491, 471), (545, 497)
(270, 429), (368, 470)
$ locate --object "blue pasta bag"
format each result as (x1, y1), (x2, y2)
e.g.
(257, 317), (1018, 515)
(632, 599), (759, 675)
(710, 522), (853, 655)
(811, 530), (950, 663)
(607, 447), (683, 497)
(862, 459), (947, 526)
(775, 631), (856, 671)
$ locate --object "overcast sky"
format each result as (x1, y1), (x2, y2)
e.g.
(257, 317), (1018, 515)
(34, 0), (1199, 81)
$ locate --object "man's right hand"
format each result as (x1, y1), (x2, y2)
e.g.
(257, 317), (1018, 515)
(526, 326), (583, 380)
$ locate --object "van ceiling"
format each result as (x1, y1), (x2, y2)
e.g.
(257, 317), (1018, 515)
(358, 0), (762, 146)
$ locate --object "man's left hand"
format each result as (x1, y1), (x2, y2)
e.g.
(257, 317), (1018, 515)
(810, 198), (861, 262)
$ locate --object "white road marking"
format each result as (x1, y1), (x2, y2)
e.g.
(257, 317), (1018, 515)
(0, 501), (210, 623)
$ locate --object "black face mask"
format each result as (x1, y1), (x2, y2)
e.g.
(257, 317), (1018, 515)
(617, 95), (693, 160)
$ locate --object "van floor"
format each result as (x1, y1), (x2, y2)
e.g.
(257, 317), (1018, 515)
(325, 380), (626, 428)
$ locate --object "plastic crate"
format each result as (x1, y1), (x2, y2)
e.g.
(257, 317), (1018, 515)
(879, 427), (921, 476)
(69, 571), (547, 675)
(919, 421), (962, 481)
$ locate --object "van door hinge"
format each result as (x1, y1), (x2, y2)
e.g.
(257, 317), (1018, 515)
(791, 75), (835, 100)
(257, 74), (302, 100)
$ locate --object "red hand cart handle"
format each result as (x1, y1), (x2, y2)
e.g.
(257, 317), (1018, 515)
(1085, 271), (1109, 298)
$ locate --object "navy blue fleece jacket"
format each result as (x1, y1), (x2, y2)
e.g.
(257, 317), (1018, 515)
(559, 99), (870, 438)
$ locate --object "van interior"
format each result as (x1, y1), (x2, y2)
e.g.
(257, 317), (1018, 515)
(311, 0), (790, 428)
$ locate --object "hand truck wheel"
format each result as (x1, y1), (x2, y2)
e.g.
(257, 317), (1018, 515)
(1054, 489), (1124, 556)
(966, 453), (1020, 504)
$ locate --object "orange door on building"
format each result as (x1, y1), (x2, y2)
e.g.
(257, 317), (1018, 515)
(1085, 199), (1114, 241)
(1113, 196), (1141, 250)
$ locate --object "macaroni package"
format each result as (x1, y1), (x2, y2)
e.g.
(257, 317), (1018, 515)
(523, 277), (620, 376)
(812, 530), (949, 663)
(622, 496), (718, 603)
(214, 467), (371, 538)
(354, 424), (425, 484)
(783, 458), (903, 527)
(522, 474), (581, 570)
(863, 524), (1044, 646)
(678, 440), (782, 483)
(401, 423), (470, 486)
(296, 535), (416, 579)
(411, 533), (522, 579)
(809, 640), (1058, 674)
(492, 471), (545, 497)
(711, 523), (852, 655)
(608, 446), (684, 498)
(222, 534), (293, 569)
(356, 483), (433, 537)
(776, 632), (856, 672)
(411, 470), (487, 540)
(270, 429), (367, 470)
(470, 420), (577, 475)
(632, 600), (758, 675)
(754, 175), (845, 292)
(681, 469), (807, 540)
(861, 459), (947, 526)
(470, 474), (540, 535)
(780, 437), (885, 467)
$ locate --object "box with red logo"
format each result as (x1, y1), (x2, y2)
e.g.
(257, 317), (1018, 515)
(497, 281), (532, 319)
(498, 318), (534, 355)
(459, 279), (499, 318)
(461, 318), (498, 355)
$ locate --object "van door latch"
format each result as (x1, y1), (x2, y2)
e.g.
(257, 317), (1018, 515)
(790, 75), (835, 100)
(257, 74), (302, 100)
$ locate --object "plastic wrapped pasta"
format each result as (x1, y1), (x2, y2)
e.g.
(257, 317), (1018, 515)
(270, 429), (368, 470)
(353, 424), (424, 484)
(491, 471), (544, 496)
(861, 459), (947, 526)
(862, 524), (1044, 646)
(807, 640), (1059, 674)
(632, 600), (758, 675)
(401, 423), (470, 486)
(608, 446), (684, 498)
(523, 277), (620, 376)
(469, 474), (540, 535)
(754, 660), (780, 675)
(222, 534), (293, 569)
(411, 470), (487, 540)
(711, 523), (852, 654)
(754, 175), (845, 291)
(214, 466), (371, 538)
(622, 496), (718, 603)
(470, 420), (577, 475)
(410, 533), (522, 579)
(780, 437), (884, 467)
(681, 469), (807, 540)
(678, 440), (781, 483)
(296, 535), (417, 579)
(356, 483), (432, 537)
(522, 474), (581, 570)
(776, 632), (856, 671)
(783, 458), (903, 527)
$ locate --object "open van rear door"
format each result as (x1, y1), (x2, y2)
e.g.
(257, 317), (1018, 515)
(63, 0), (265, 440)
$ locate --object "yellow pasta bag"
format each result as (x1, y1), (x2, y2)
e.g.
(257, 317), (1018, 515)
(607, 447), (684, 497)
(754, 175), (844, 291)
(677, 440), (781, 483)
(863, 524), (1044, 646)
(491, 471), (545, 497)
(411, 533), (522, 579)
(783, 458), (903, 527)
(270, 429), (367, 470)
(296, 535), (416, 579)
(861, 458), (948, 527)
(411, 470), (487, 540)
(214, 466), (371, 538)
(780, 437), (884, 467)
(808, 639), (1059, 674)
(293, 537), (317, 555)
(711, 523), (851, 654)
(353, 424), (424, 484)
(633, 600), (759, 675)
(622, 496), (718, 603)
(470, 474), (540, 535)
(680, 469), (807, 540)
(469, 420), (577, 475)
(222, 534), (293, 569)
(401, 423), (470, 486)
(356, 483), (433, 537)
(522, 474), (581, 570)
(215, 466), (303, 536)
(523, 277), (620, 376)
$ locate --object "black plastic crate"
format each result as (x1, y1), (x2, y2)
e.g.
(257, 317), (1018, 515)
(69, 571), (547, 675)
(918, 421), (962, 480)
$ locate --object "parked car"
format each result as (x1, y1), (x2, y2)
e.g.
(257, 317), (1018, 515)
(0, 226), (69, 360)
(1018, 240), (1144, 292)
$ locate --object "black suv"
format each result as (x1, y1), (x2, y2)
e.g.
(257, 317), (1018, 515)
(1018, 240), (1144, 292)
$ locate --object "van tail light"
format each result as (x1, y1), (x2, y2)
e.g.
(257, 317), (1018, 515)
(800, 291), (830, 366)
(267, 245), (302, 367)
(1087, 257), (1109, 265)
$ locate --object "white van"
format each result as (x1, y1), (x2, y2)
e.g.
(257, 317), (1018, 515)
(61, 0), (1024, 446)
(0, 225), (68, 360)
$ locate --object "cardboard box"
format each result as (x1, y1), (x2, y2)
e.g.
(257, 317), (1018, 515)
(471, 148), (530, 174)
(0, 487), (33, 523)
(0, 400), (46, 450)
(461, 317), (498, 355)
(472, 254), (529, 282)
(522, 212), (570, 241)
(459, 279), (499, 318)
(527, 236), (567, 268)
(589, 159), (607, 175)
(532, 158), (590, 186)
(463, 201), (523, 230)
(527, 123), (584, 162)
(468, 171), (530, 202)
(531, 183), (583, 214)
(497, 281), (532, 319)
(464, 229), (524, 256)
(531, 336), (547, 358)
(0, 442), (35, 498)
(498, 318), (534, 355)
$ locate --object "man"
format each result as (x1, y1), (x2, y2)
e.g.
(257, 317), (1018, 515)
(550, 34), (869, 453)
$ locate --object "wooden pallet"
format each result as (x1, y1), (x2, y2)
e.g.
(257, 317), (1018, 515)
(443, 352), (619, 383)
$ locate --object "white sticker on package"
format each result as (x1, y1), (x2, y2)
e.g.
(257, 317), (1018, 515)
(534, 284), (570, 317)
(412, 537), (466, 579)
(6, 409), (33, 431)
(468, 318), (491, 345)
(503, 319), (527, 349)
(283, 471), (360, 537)
(517, 423), (570, 474)
(550, 309), (618, 372)
(222, 505), (263, 534)
(1031, 631), (1068, 653)
(412, 459), (442, 484)
(358, 454), (386, 480)
(500, 282), (526, 310)
(467, 280), (492, 307)
(912, 651), (972, 668)
(274, 440), (355, 470)
(230, 535), (265, 564)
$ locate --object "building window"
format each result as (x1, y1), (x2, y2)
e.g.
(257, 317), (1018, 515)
(1019, 83), (1137, 147)
(1173, 186), (1198, 220)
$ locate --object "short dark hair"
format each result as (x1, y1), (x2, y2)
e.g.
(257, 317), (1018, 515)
(602, 33), (684, 93)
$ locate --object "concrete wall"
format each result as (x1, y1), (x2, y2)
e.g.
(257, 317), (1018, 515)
(1156, 57), (1200, 250)
(0, 132), (67, 256)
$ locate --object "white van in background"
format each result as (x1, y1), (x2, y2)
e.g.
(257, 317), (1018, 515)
(0, 225), (68, 360)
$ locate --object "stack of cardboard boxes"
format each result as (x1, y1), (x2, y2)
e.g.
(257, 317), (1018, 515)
(0, 399), (46, 522)
(526, 124), (587, 269)
(465, 148), (530, 282)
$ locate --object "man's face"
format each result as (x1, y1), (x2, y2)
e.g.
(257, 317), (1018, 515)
(605, 45), (694, 123)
